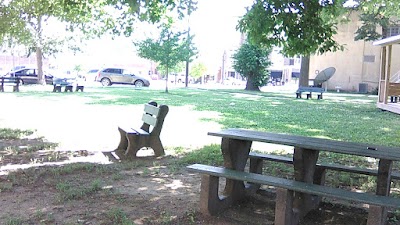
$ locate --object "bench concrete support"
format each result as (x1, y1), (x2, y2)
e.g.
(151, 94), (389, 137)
(199, 174), (232, 216)
(221, 138), (252, 200)
(76, 85), (84, 92)
(275, 188), (296, 225)
(368, 159), (393, 225)
(65, 86), (73, 92)
(293, 147), (320, 219)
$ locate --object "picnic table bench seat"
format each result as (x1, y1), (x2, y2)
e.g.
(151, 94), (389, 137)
(248, 152), (400, 182)
(187, 163), (400, 225)
(0, 77), (20, 92)
(296, 86), (324, 99)
(105, 101), (169, 160)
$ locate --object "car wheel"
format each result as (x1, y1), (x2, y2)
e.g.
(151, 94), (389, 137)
(134, 80), (144, 87)
(101, 78), (111, 86)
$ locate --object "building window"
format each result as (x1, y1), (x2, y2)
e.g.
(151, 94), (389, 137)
(363, 55), (375, 63)
(386, 25), (400, 37)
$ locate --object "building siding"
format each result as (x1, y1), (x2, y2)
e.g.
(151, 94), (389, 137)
(309, 12), (400, 92)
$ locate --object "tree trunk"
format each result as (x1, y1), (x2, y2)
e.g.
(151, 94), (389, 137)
(245, 74), (260, 91)
(36, 47), (45, 85)
(299, 56), (310, 87)
(165, 67), (169, 93)
(35, 16), (45, 85)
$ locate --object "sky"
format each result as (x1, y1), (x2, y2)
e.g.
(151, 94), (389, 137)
(57, 0), (253, 74)
(189, 0), (253, 72)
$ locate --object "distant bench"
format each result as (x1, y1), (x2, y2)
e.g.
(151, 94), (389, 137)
(389, 83), (400, 103)
(296, 86), (324, 99)
(0, 77), (20, 92)
(53, 78), (84, 92)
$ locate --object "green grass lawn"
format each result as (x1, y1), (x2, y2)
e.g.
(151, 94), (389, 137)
(2, 86), (400, 222)
(17, 86), (399, 146)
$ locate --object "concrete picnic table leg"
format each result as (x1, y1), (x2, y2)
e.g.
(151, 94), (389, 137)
(292, 147), (320, 221)
(367, 159), (393, 225)
(199, 137), (252, 215)
(221, 137), (252, 201)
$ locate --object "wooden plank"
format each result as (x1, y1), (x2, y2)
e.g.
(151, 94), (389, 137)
(248, 152), (400, 180)
(187, 164), (400, 208)
(297, 87), (324, 93)
(208, 129), (400, 160)
(142, 114), (157, 127)
(144, 103), (160, 116)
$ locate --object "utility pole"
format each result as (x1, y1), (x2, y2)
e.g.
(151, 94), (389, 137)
(185, 26), (190, 87)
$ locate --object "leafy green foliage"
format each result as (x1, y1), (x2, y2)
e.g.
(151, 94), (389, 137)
(232, 42), (272, 91)
(190, 61), (207, 78)
(353, 0), (400, 42)
(134, 22), (197, 92)
(238, 0), (347, 57)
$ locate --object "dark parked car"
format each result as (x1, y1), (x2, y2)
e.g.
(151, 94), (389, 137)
(97, 67), (150, 87)
(6, 68), (53, 85)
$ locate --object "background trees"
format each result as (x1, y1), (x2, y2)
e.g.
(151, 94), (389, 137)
(0, 0), (197, 84)
(190, 62), (207, 81)
(134, 22), (197, 93)
(232, 42), (272, 91)
(237, 0), (347, 87)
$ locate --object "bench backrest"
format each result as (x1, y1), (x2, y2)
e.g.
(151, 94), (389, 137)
(297, 86), (325, 93)
(1, 77), (20, 85)
(140, 101), (169, 136)
(389, 82), (400, 96)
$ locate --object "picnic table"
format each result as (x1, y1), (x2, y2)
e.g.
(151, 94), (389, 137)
(187, 128), (400, 225)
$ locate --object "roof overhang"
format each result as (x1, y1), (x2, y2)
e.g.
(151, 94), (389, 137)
(373, 34), (400, 46)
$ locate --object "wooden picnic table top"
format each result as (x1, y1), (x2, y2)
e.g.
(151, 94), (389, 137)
(208, 128), (400, 161)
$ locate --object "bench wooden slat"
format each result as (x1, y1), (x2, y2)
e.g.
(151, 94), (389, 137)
(249, 152), (400, 180)
(208, 129), (400, 161)
(187, 164), (400, 208)
(144, 104), (160, 116)
(1, 77), (20, 92)
(132, 128), (150, 136)
(142, 114), (157, 127)
(297, 87), (324, 93)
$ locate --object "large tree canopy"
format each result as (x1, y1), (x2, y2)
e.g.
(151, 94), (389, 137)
(232, 41), (272, 91)
(237, 0), (348, 87)
(0, 0), (197, 84)
(238, 0), (346, 57)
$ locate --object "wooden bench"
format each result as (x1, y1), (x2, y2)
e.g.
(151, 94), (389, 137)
(111, 101), (169, 159)
(0, 77), (20, 92)
(389, 83), (400, 103)
(296, 86), (324, 99)
(248, 152), (400, 182)
(52, 78), (84, 92)
(187, 163), (400, 225)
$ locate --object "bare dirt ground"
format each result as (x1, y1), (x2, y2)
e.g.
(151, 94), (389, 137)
(0, 87), (397, 225)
